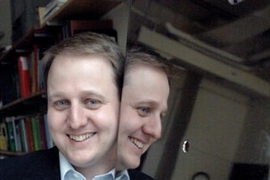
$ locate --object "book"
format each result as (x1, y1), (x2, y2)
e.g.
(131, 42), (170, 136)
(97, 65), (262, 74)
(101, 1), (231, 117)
(31, 116), (41, 151)
(30, 45), (39, 93)
(0, 64), (18, 105)
(25, 117), (35, 152)
(0, 122), (8, 151)
(9, 116), (25, 152)
(17, 56), (31, 97)
(37, 7), (45, 25)
(0, 65), (9, 106)
(37, 114), (47, 149)
(13, 117), (22, 151)
(2, 115), (51, 152)
(43, 114), (54, 148)
(37, 46), (50, 91)
(19, 118), (28, 152)
(5, 117), (16, 151)
(12, 67), (20, 100)
(40, 0), (68, 24)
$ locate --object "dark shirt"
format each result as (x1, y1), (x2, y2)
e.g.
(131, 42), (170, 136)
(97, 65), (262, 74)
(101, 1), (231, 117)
(128, 169), (156, 180)
(0, 147), (60, 180)
(0, 146), (156, 180)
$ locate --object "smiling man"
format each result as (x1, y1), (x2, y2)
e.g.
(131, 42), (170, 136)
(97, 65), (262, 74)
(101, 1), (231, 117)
(44, 32), (124, 180)
(47, 54), (120, 179)
(116, 49), (171, 180)
(0, 32), (124, 180)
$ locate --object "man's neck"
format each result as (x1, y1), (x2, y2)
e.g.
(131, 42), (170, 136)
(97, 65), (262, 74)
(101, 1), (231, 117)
(59, 151), (116, 180)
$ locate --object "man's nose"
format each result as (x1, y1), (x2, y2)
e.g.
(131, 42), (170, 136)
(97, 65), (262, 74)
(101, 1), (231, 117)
(67, 103), (87, 129)
(142, 115), (162, 139)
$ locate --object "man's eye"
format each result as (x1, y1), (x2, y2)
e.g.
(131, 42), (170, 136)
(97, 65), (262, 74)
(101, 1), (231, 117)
(53, 100), (70, 110)
(137, 107), (151, 116)
(85, 99), (101, 109)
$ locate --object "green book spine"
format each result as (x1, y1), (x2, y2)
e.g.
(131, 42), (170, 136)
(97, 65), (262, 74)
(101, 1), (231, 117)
(5, 118), (16, 151)
(31, 116), (40, 151)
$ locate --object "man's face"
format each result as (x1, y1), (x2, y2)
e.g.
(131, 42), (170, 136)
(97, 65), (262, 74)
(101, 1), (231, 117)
(117, 63), (170, 170)
(47, 55), (119, 173)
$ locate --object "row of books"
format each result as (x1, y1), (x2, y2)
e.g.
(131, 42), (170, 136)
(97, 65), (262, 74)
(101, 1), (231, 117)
(17, 44), (49, 98)
(0, 45), (49, 106)
(0, 114), (53, 152)
(0, 60), (17, 106)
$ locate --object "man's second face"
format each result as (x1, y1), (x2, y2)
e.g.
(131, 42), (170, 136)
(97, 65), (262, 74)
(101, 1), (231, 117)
(117, 63), (170, 170)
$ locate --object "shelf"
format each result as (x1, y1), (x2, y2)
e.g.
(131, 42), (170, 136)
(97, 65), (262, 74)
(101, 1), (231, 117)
(40, 0), (121, 26)
(0, 0), (122, 63)
(0, 150), (27, 156)
(0, 27), (58, 64)
(0, 27), (38, 63)
(0, 0), (123, 159)
(0, 90), (47, 117)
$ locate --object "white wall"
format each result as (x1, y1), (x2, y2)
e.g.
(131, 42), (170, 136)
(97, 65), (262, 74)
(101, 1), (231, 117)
(102, 2), (130, 54)
(172, 79), (249, 180)
(141, 68), (187, 177)
(142, 77), (250, 180)
(234, 98), (270, 179)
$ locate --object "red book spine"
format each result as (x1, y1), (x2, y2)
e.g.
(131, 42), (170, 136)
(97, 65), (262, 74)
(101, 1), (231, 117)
(17, 56), (30, 97)
(25, 117), (35, 152)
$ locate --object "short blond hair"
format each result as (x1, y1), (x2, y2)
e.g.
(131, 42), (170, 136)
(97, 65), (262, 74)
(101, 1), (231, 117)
(43, 32), (124, 97)
(124, 47), (172, 86)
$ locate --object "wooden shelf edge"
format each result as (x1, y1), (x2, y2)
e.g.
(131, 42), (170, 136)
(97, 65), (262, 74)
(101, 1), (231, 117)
(0, 90), (46, 112)
(0, 150), (27, 156)
(0, 26), (41, 63)
(40, 0), (122, 27)
(0, 0), (122, 63)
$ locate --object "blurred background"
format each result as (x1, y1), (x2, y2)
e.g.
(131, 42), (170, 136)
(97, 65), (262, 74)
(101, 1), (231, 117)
(126, 0), (270, 179)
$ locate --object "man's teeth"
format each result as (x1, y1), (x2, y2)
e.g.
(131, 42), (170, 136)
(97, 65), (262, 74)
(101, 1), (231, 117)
(69, 133), (94, 142)
(129, 137), (144, 149)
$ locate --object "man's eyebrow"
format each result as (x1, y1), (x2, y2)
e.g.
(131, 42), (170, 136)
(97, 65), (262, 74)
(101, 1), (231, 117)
(48, 90), (106, 100)
(48, 92), (65, 98)
(47, 92), (66, 103)
(80, 91), (107, 101)
(135, 99), (159, 107)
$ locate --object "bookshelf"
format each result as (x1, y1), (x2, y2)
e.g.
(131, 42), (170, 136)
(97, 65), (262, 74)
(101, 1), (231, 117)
(0, 0), (122, 63)
(40, 0), (122, 26)
(0, 0), (123, 157)
(0, 150), (26, 157)
(0, 90), (46, 116)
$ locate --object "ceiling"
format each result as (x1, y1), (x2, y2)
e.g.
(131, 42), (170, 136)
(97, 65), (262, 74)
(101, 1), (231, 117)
(129, 0), (270, 81)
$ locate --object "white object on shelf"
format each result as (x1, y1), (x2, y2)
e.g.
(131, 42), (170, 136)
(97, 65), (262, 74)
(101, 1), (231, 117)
(40, 0), (68, 24)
